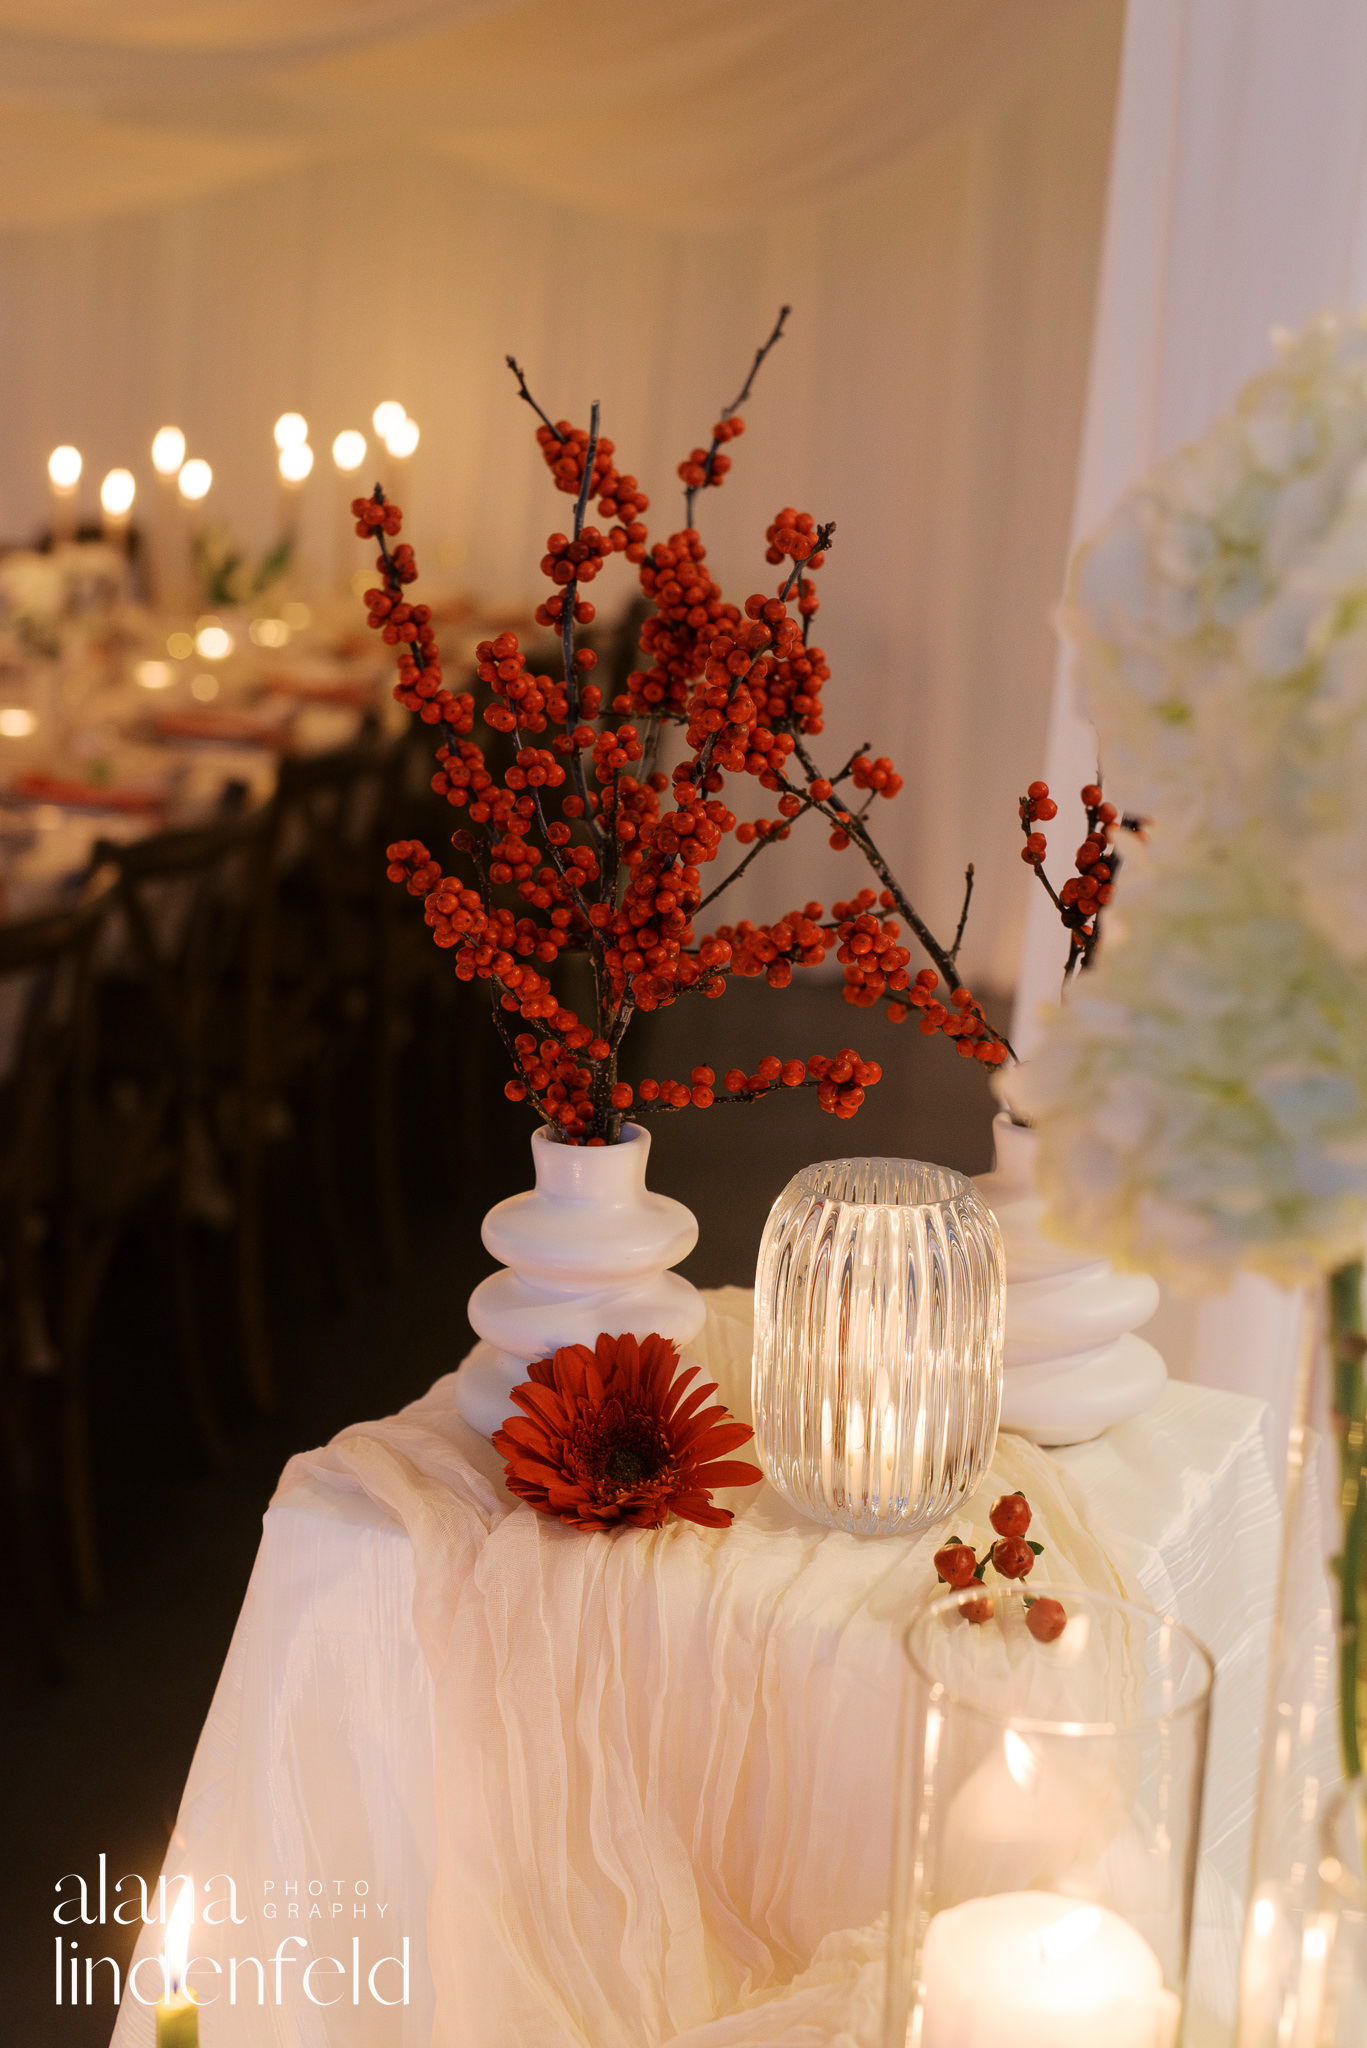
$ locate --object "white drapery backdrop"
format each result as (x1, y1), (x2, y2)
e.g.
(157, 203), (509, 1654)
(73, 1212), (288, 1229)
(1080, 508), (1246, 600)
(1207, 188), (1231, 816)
(0, 0), (1124, 989)
(1011, 0), (1367, 1427)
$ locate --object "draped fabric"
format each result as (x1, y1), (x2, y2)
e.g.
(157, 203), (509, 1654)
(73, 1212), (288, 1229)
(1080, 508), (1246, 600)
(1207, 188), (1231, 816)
(258, 1290), (1138, 2048)
(0, 0), (1125, 987)
(1011, 0), (1367, 1424)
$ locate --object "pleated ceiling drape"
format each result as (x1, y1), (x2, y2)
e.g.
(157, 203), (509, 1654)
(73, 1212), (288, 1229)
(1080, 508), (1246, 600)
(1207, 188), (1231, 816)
(0, 0), (1124, 988)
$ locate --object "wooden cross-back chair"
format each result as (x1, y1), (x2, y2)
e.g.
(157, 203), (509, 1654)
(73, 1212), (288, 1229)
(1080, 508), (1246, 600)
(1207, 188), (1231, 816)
(92, 805), (276, 1443)
(0, 888), (108, 1637)
(269, 728), (413, 1284)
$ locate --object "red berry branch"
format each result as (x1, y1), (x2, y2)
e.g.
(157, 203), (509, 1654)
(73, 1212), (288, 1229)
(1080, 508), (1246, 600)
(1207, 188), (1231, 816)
(362, 324), (906, 1143)
(1018, 778), (1143, 980)
(362, 314), (1072, 1139)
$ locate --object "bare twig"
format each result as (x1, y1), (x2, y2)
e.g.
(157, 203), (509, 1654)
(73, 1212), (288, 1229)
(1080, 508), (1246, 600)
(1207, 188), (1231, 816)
(684, 305), (790, 526)
(505, 356), (565, 441)
(949, 864), (975, 964)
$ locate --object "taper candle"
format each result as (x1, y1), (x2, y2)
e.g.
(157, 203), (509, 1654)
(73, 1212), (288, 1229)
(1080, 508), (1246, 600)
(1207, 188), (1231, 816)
(155, 1885), (199, 2048)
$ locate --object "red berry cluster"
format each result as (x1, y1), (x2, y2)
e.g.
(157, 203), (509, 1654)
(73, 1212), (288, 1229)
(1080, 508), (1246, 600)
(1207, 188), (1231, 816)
(764, 508), (828, 568)
(534, 422), (649, 530)
(476, 630), (571, 736)
(625, 531), (726, 717)
(833, 893), (912, 1008)
(678, 415), (744, 490)
(850, 754), (903, 800)
(717, 905), (829, 986)
(933, 1493), (1059, 1635)
(884, 966), (1007, 1065)
(355, 497), (475, 730)
(1019, 777), (1135, 975)
(719, 1049), (880, 1118)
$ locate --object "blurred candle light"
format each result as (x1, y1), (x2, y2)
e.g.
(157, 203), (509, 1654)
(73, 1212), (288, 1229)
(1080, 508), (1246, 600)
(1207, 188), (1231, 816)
(155, 1884), (199, 2048)
(101, 469), (137, 561)
(385, 415), (420, 458)
(190, 673), (219, 702)
(100, 469), (136, 519)
(332, 429), (367, 473)
(249, 617), (290, 648)
(273, 411), (308, 451)
(0, 707), (38, 737)
(48, 445), (82, 542)
(373, 400), (406, 441)
(151, 426), (186, 477)
(178, 459), (212, 503)
(195, 621), (233, 660)
(135, 660), (174, 690)
(48, 445), (82, 492)
(278, 442), (314, 484)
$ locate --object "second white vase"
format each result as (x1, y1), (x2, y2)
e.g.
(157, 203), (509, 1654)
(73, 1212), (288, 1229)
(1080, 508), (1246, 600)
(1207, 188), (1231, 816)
(975, 1112), (1166, 1447)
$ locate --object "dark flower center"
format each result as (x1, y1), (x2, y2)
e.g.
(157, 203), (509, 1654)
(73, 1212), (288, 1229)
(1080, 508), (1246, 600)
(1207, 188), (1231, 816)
(605, 1442), (657, 1485)
(576, 1397), (672, 1498)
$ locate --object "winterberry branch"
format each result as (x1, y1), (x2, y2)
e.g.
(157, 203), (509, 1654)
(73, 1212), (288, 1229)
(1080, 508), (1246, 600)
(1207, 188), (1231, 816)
(684, 305), (790, 526)
(780, 523), (835, 601)
(695, 746), (863, 913)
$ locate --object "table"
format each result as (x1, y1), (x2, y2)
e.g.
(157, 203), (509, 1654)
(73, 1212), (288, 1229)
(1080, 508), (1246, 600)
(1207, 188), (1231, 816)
(109, 1290), (1281, 2048)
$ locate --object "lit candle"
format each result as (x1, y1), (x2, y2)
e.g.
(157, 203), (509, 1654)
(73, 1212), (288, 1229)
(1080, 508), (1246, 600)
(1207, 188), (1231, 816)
(155, 1885), (198, 2048)
(385, 414), (419, 462)
(372, 400), (406, 444)
(48, 445), (82, 542)
(177, 459), (212, 505)
(152, 427), (186, 481)
(149, 428), (189, 610)
(378, 406), (419, 496)
(100, 468), (136, 546)
(917, 1891), (1180, 2048)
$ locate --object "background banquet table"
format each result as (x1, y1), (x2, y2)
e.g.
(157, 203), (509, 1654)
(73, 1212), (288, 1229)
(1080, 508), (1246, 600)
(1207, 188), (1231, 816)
(108, 1289), (1282, 2048)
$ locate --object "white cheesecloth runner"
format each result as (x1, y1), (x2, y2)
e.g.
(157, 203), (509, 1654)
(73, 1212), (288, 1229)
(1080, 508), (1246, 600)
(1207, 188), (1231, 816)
(263, 1285), (1139, 2048)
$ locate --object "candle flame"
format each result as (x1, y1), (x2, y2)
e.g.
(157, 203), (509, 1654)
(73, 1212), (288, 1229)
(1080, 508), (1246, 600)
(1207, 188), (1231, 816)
(165, 1883), (194, 1995)
(1039, 1904), (1101, 1964)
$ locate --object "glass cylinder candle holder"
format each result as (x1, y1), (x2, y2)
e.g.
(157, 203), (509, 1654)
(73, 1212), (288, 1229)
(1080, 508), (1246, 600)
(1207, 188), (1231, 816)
(884, 1583), (1213, 2048)
(1291, 1776), (1367, 2046)
(751, 1158), (1004, 1536)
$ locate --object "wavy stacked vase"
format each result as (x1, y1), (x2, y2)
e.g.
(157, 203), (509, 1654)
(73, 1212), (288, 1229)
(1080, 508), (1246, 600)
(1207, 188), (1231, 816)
(457, 1121), (704, 1438)
(974, 1113), (1166, 1447)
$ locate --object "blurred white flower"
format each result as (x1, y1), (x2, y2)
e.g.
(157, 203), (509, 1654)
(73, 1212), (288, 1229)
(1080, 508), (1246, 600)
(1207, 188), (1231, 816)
(1008, 856), (1367, 1290)
(1061, 309), (1367, 957)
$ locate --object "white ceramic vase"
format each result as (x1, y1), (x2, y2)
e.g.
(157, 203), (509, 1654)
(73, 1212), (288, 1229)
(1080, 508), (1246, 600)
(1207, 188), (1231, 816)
(974, 1111), (1166, 1447)
(457, 1120), (706, 1438)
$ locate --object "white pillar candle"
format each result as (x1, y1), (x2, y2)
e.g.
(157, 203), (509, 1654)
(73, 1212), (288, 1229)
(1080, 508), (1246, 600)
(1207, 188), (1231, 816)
(916, 1890), (1180, 2048)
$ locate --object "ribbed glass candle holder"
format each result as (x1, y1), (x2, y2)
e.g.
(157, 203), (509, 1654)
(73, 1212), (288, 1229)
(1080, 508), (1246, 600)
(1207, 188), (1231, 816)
(751, 1158), (1005, 1536)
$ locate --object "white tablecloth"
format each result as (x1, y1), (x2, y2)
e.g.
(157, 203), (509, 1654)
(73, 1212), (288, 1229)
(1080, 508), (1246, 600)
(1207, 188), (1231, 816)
(109, 1291), (1281, 2048)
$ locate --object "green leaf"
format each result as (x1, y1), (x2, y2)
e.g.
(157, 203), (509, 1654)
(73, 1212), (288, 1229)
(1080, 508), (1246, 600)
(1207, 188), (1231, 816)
(1028, 1541), (1044, 1554)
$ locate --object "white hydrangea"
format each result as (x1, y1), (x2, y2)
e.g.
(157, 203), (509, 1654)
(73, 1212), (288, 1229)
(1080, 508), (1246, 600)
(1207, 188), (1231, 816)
(1061, 311), (1367, 957)
(1006, 856), (1367, 1291)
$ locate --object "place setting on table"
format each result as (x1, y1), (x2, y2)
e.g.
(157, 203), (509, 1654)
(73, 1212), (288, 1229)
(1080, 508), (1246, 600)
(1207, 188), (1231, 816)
(105, 314), (1367, 2048)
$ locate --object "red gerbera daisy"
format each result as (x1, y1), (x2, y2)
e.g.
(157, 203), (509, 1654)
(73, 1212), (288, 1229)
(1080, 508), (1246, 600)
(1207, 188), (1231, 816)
(492, 1331), (762, 1531)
